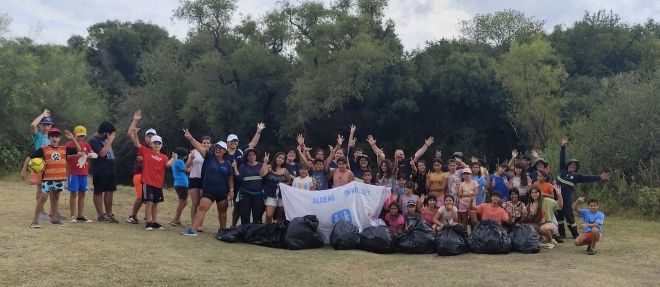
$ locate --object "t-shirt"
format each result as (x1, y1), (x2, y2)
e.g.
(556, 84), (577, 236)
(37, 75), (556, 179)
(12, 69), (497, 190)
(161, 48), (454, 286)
(542, 198), (558, 223)
(502, 200), (527, 223)
(511, 176), (531, 196)
(472, 175), (487, 205)
(310, 169), (328, 190)
(399, 193), (419, 216)
(385, 213), (405, 234)
(189, 149), (204, 178)
(88, 135), (116, 175)
(536, 182), (554, 197)
(427, 172), (446, 192)
(438, 205), (458, 225)
(33, 132), (49, 150)
(292, 176), (314, 190)
(285, 162), (298, 178)
(397, 162), (412, 179)
(202, 152), (232, 195)
(489, 174), (509, 200)
(412, 173), (428, 196)
(65, 140), (92, 176)
(172, 159), (188, 188)
(475, 203), (509, 224)
(263, 171), (288, 198)
(579, 209), (605, 233)
(421, 207), (437, 224)
(239, 163), (263, 192)
(446, 171), (461, 197)
(137, 146), (168, 188)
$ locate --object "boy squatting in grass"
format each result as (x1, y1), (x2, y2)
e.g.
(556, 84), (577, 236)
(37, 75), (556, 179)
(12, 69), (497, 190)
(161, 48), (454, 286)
(573, 197), (605, 255)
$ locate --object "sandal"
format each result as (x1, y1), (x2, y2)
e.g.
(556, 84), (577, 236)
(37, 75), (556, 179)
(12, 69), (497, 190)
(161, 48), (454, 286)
(169, 221), (182, 227)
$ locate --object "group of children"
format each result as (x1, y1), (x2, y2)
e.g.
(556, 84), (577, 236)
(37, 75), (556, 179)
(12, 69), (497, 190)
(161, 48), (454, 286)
(23, 111), (608, 255)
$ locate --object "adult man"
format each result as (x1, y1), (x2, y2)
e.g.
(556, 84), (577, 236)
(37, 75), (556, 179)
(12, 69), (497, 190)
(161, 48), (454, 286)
(88, 121), (119, 223)
(394, 137), (434, 179)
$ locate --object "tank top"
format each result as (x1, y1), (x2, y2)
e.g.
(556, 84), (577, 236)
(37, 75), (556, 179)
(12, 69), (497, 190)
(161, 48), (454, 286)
(189, 149), (205, 178)
(263, 170), (287, 198)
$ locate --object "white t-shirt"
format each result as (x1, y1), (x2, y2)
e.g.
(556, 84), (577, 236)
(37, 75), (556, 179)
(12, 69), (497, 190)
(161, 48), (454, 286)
(292, 176), (314, 190)
(189, 149), (204, 178)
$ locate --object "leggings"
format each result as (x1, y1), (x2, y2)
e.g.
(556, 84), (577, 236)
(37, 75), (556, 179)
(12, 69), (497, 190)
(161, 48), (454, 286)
(239, 190), (264, 224)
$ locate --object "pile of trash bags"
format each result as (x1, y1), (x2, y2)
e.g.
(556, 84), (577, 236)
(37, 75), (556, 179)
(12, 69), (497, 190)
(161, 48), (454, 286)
(510, 224), (541, 254)
(330, 222), (361, 250)
(435, 224), (469, 256)
(468, 220), (512, 254)
(396, 219), (436, 254)
(216, 215), (324, 250)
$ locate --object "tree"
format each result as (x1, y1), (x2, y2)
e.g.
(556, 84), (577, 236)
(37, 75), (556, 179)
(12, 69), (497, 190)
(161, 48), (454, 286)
(460, 9), (545, 50)
(496, 37), (567, 148)
(0, 13), (10, 37)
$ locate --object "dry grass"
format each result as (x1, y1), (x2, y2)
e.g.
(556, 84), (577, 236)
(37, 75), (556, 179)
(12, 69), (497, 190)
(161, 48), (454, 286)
(1, 178), (659, 287)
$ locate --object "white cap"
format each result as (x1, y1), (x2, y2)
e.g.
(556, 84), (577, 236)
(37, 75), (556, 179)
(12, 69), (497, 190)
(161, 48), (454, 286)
(145, 128), (157, 135)
(227, 134), (238, 142)
(151, 135), (163, 143)
(461, 167), (472, 174)
(215, 141), (228, 150)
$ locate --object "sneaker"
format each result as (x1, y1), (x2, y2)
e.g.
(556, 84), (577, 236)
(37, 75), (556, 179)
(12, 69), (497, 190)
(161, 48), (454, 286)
(77, 216), (93, 223)
(153, 222), (165, 230)
(587, 247), (596, 255)
(145, 223), (154, 231)
(97, 214), (109, 222)
(50, 219), (64, 226)
(57, 212), (66, 220)
(107, 214), (119, 224)
(30, 222), (42, 228)
(126, 216), (139, 224)
(181, 227), (198, 237)
(69, 216), (77, 223)
(553, 235), (564, 243)
(39, 211), (49, 221)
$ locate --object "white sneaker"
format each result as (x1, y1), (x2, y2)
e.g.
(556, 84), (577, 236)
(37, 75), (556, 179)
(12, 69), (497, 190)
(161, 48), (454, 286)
(69, 216), (77, 223)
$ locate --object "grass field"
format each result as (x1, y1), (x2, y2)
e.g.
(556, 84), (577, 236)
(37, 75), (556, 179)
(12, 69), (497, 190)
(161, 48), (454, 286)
(1, 179), (659, 287)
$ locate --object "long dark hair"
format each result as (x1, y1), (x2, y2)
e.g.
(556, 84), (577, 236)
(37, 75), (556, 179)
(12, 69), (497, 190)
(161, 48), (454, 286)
(273, 152), (286, 170)
(514, 162), (529, 186)
(527, 188), (543, 223)
(378, 159), (393, 179)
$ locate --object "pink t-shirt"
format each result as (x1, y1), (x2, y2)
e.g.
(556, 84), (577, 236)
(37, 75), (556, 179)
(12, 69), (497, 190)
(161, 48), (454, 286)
(385, 213), (405, 234)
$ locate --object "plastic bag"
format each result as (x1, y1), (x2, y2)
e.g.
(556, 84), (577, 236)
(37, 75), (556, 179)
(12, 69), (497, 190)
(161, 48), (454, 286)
(330, 222), (361, 250)
(468, 220), (512, 254)
(359, 226), (397, 254)
(435, 224), (469, 256)
(216, 223), (260, 243)
(396, 220), (436, 254)
(244, 221), (289, 249)
(284, 215), (324, 250)
(510, 224), (540, 254)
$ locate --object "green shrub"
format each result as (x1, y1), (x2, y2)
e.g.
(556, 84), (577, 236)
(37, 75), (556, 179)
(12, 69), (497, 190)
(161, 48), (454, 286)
(638, 187), (660, 216)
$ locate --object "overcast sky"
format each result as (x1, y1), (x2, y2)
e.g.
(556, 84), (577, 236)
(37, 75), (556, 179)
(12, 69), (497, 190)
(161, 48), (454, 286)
(2, 0), (658, 51)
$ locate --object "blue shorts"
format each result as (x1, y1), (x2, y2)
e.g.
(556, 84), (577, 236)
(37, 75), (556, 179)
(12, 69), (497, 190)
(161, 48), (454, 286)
(68, 175), (88, 192)
(41, 180), (65, 193)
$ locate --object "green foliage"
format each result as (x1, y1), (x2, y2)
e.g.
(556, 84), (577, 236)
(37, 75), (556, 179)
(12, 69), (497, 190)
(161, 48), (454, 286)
(459, 9), (545, 49)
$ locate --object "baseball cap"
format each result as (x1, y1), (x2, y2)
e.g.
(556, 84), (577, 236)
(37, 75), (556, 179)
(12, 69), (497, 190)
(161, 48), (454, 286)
(151, 135), (163, 144)
(407, 200), (416, 206)
(73, 126), (87, 137)
(227, 134), (238, 142)
(461, 167), (471, 174)
(47, 127), (62, 136)
(214, 141), (228, 150)
(40, 116), (54, 125)
(452, 151), (464, 158)
(145, 128), (157, 136)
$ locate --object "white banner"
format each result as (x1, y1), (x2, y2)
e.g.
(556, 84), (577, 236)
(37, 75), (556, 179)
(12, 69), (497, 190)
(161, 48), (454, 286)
(279, 182), (389, 244)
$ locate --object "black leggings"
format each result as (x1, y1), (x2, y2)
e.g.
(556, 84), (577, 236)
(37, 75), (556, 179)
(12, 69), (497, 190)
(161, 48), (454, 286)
(239, 191), (264, 224)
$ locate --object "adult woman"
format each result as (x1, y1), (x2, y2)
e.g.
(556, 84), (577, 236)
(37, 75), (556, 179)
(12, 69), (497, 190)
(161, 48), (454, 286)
(238, 149), (264, 224)
(420, 196), (439, 225)
(511, 163), (532, 203)
(523, 188), (544, 231)
(458, 168), (478, 228)
(186, 135), (211, 224)
(182, 129), (238, 236)
(426, 159), (448, 206)
(502, 188), (527, 230)
(432, 196), (458, 231)
(261, 152), (291, 224)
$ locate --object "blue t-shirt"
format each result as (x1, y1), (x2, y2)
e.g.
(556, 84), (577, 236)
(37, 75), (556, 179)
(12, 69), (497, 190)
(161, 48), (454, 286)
(579, 208), (605, 233)
(310, 169), (328, 190)
(285, 162), (299, 178)
(473, 175), (487, 205)
(33, 132), (50, 150)
(239, 163), (263, 192)
(262, 171), (288, 198)
(202, 152), (233, 195)
(172, 159), (188, 188)
(490, 174), (509, 200)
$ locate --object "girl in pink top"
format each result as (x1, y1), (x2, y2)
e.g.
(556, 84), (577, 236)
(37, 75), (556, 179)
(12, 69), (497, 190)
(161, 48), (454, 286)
(331, 157), (354, 187)
(420, 196), (438, 224)
(384, 203), (404, 234)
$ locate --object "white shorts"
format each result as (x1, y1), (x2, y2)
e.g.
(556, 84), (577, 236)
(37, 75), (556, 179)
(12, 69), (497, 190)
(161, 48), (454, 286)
(265, 197), (283, 207)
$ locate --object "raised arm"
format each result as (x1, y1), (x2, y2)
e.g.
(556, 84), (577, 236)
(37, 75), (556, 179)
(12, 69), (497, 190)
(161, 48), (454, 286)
(247, 122), (266, 149)
(554, 182), (564, 210)
(260, 152), (271, 177)
(185, 152), (194, 173)
(508, 149), (518, 169)
(128, 110), (142, 148)
(560, 136), (569, 171)
(63, 130), (81, 152)
(573, 196), (584, 214)
(31, 109), (50, 134)
(413, 137), (434, 162)
(183, 128), (207, 158)
(166, 152), (177, 168)
(366, 135), (385, 165)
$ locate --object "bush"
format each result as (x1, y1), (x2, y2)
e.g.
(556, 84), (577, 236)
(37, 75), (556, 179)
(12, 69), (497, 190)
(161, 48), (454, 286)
(638, 187), (660, 216)
(0, 141), (26, 174)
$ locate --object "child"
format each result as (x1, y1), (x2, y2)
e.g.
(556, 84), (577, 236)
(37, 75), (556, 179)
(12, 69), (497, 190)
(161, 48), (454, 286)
(398, 180), (418, 217)
(30, 128), (81, 228)
(393, 174), (407, 196)
(310, 158), (329, 191)
(420, 196), (438, 225)
(65, 125), (96, 223)
(128, 110), (176, 231)
(489, 164), (512, 200)
(573, 197), (604, 255)
(472, 193), (509, 226)
(404, 200), (421, 231)
(21, 109), (54, 221)
(384, 203), (404, 235)
(292, 163), (316, 190)
(458, 167), (478, 227)
(533, 170), (554, 198)
(169, 147), (190, 227)
(433, 195), (458, 231)
(127, 128), (157, 224)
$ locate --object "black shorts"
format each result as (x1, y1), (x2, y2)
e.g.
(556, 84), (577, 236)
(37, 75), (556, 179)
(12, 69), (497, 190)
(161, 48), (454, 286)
(175, 187), (189, 200)
(202, 191), (227, 203)
(92, 173), (117, 194)
(189, 177), (202, 189)
(142, 184), (164, 203)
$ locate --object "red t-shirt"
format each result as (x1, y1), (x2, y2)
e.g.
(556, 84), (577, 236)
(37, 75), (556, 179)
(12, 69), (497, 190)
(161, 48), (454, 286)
(138, 145), (168, 188)
(475, 203), (509, 224)
(65, 140), (92, 175)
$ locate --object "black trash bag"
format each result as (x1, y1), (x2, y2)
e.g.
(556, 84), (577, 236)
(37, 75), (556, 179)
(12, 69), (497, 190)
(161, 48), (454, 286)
(330, 222), (361, 250)
(396, 220), (436, 254)
(510, 224), (540, 254)
(435, 224), (469, 256)
(244, 221), (289, 249)
(216, 223), (261, 243)
(284, 215), (324, 250)
(359, 226), (397, 254)
(468, 220), (512, 254)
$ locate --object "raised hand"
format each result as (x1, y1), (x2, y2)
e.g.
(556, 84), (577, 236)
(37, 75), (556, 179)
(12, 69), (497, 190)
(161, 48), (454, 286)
(511, 149), (518, 158)
(171, 152), (178, 160)
(231, 160), (237, 169)
(424, 136), (434, 147)
(133, 110), (142, 121)
(561, 135), (570, 146)
(531, 149), (540, 158)
(337, 134), (344, 146)
(256, 122), (266, 132)
(601, 171), (611, 181)
(350, 124), (357, 133)
(435, 149), (442, 159)
(471, 156), (478, 163)
(553, 181), (562, 195)
(366, 135), (376, 146)
(296, 134), (305, 146)
(349, 137), (357, 147)
(42, 109), (50, 117)
(263, 152), (270, 164)
(107, 131), (116, 143)
(182, 128), (193, 141)
(63, 130), (74, 139)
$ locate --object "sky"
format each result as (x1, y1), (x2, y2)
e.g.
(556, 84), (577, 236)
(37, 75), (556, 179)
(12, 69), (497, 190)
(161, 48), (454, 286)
(2, 0), (659, 51)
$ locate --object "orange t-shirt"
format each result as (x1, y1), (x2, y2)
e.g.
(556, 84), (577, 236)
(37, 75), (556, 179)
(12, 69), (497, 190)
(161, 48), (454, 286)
(535, 182), (554, 197)
(475, 203), (509, 224)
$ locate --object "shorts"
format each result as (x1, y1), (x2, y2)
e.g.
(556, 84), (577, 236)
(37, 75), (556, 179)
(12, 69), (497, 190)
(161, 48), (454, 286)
(93, 173), (117, 194)
(580, 231), (600, 243)
(189, 177), (202, 189)
(265, 196), (283, 207)
(202, 191), (227, 203)
(41, 180), (65, 193)
(175, 187), (189, 200)
(67, 175), (88, 192)
(30, 171), (43, 185)
(133, 174), (143, 199)
(542, 221), (559, 235)
(142, 184), (164, 203)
